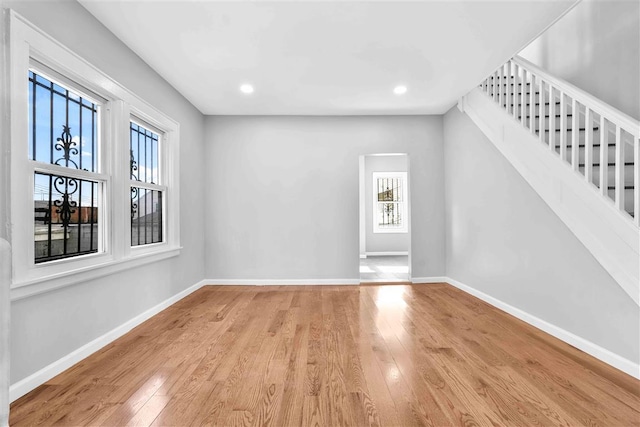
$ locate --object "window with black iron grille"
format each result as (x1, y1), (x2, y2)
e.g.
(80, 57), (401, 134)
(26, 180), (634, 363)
(11, 17), (181, 292)
(29, 70), (103, 263)
(373, 172), (408, 233)
(130, 122), (164, 246)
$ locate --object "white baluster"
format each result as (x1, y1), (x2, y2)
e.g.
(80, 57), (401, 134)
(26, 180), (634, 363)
(539, 80), (545, 143)
(520, 68), (527, 126)
(560, 91), (567, 162)
(549, 84), (556, 152)
(506, 61), (512, 115)
(600, 117), (608, 197)
(493, 71), (498, 101)
(498, 65), (504, 107)
(487, 74), (493, 99)
(571, 99), (579, 170)
(530, 74), (536, 134)
(503, 64), (508, 107)
(513, 64), (519, 120)
(614, 126), (625, 212)
(584, 108), (594, 183)
(634, 136), (639, 226)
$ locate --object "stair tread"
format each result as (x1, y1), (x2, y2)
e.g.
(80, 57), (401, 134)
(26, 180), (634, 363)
(518, 114), (573, 119)
(578, 162), (635, 167)
(508, 101), (561, 106)
(558, 143), (617, 148)
(535, 128), (600, 132)
(488, 81), (531, 86)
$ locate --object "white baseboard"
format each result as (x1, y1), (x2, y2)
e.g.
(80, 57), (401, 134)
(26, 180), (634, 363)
(412, 276), (449, 284)
(9, 279), (208, 402)
(365, 251), (408, 256)
(205, 279), (360, 286)
(444, 276), (640, 380)
(360, 278), (410, 284)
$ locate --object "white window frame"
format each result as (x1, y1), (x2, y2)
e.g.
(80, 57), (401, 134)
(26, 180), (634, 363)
(128, 116), (168, 254)
(27, 63), (110, 267)
(8, 11), (181, 300)
(372, 171), (408, 234)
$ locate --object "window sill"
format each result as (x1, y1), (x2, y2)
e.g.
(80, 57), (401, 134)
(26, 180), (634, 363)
(10, 246), (182, 301)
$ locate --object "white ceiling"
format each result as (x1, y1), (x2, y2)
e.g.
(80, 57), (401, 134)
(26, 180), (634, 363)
(79, 0), (576, 115)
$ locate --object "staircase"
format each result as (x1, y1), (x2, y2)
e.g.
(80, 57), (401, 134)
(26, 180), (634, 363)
(462, 55), (639, 305)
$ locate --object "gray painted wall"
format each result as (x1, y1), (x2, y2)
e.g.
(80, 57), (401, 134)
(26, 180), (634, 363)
(364, 155), (409, 253)
(519, 0), (640, 120)
(2, 0), (206, 383)
(204, 115), (445, 280)
(444, 106), (639, 363)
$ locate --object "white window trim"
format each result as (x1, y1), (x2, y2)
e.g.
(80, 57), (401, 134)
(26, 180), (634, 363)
(372, 171), (408, 234)
(128, 115), (169, 255)
(8, 11), (181, 300)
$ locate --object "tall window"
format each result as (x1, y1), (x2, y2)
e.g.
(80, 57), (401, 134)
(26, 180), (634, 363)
(10, 13), (180, 295)
(373, 172), (408, 233)
(29, 69), (104, 263)
(130, 122), (164, 246)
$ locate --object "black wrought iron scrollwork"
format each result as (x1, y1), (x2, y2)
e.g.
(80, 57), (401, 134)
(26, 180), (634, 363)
(51, 126), (80, 228)
(384, 202), (395, 225)
(54, 125), (79, 169)
(130, 149), (138, 180)
(130, 149), (140, 219)
(131, 187), (139, 220)
(53, 175), (78, 228)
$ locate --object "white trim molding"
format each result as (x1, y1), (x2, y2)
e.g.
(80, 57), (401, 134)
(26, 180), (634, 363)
(0, 239), (11, 426)
(9, 279), (208, 402)
(360, 278), (411, 284)
(443, 276), (640, 380)
(411, 276), (449, 284)
(204, 279), (360, 286)
(10, 247), (181, 301)
(366, 251), (409, 257)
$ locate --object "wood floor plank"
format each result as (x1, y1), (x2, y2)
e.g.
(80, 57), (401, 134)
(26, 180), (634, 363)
(10, 284), (640, 427)
(421, 286), (640, 425)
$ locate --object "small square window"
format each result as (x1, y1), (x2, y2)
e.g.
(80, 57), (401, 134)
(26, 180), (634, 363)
(373, 172), (408, 233)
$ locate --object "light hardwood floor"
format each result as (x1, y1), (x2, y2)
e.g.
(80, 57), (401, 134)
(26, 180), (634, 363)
(10, 284), (640, 426)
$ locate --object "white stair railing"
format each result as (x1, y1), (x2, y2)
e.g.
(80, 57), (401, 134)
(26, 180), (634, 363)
(481, 55), (640, 227)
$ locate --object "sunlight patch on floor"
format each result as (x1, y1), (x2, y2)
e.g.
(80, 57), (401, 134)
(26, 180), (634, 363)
(378, 265), (409, 273)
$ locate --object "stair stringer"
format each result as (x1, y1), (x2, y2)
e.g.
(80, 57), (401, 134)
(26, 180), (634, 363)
(460, 87), (639, 306)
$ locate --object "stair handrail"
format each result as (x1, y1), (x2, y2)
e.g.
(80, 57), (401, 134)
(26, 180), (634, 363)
(512, 55), (639, 138)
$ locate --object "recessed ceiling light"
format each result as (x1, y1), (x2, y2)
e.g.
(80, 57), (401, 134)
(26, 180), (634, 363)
(240, 84), (254, 94)
(393, 85), (408, 95)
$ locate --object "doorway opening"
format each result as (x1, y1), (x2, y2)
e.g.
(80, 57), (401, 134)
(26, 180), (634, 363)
(359, 154), (411, 283)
